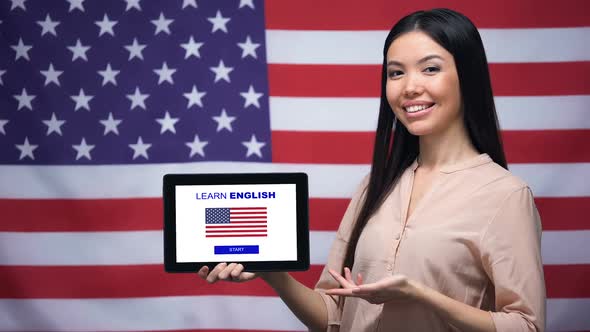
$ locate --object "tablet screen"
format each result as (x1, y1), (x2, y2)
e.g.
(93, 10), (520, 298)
(175, 183), (298, 263)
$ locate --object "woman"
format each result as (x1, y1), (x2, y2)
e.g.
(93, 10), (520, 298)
(198, 8), (546, 332)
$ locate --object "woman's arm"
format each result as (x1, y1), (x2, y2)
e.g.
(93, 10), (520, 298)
(413, 281), (495, 332)
(327, 268), (495, 332)
(261, 272), (328, 332)
(200, 263), (329, 331)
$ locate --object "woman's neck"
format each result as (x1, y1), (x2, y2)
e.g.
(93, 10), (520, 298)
(417, 120), (479, 171)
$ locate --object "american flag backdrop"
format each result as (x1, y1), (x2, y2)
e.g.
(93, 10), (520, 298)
(0, 0), (589, 331)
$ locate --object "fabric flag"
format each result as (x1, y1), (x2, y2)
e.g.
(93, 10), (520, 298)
(0, 0), (589, 331)
(205, 207), (268, 238)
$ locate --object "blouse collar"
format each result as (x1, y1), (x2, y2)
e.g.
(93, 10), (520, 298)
(409, 153), (492, 174)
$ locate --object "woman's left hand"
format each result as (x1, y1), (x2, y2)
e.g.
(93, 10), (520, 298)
(325, 267), (422, 304)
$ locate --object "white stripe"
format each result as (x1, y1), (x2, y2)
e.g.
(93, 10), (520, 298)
(0, 230), (588, 266)
(541, 231), (590, 265)
(266, 28), (590, 64)
(269, 96), (590, 131)
(0, 297), (587, 331)
(548, 298), (590, 331)
(1, 162), (589, 199)
(0, 297), (305, 331)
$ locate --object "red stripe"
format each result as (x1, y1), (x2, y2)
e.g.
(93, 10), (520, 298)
(206, 229), (266, 233)
(266, 0), (590, 29)
(272, 131), (373, 164)
(206, 234), (267, 237)
(231, 207), (266, 210)
(503, 130), (590, 164)
(268, 63), (590, 97)
(206, 225), (267, 229)
(231, 211), (267, 215)
(544, 265), (590, 298)
(0, 264), (586, 298)
(229, 220), (267, 223)
(0, 197), (587, 232)
(230, 216), (268, 220)
(536, 198), (590, 231)
(271, 130), (590, 164)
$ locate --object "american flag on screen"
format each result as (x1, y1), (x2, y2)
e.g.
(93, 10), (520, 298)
(205, 207), (268, 238)
(0, 0), (589, 331)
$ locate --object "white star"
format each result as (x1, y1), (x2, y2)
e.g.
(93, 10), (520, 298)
(239, 0), (255, 9)
(242, 134), (266, 158)
(212, 109), (236, 132)
(240, 85), (263, 108)
(129, 136), (151, 159)
(237, 35), (260, 59)
(13, 88), (35, 111)
(99, 112), (122, 135)
(183, 85), (206, 108)
(207, 10), (230, 33)
(151, 12), (173, 35)
(37, 14), (60, 36)
(16, 137), (38, 160)
(124, 38), (146, 60)
(10, 0), (26, 10)
(127, 87), (149, 110)
(124, 0), (141, 11)
(40, 63), (63, 86)
(66, 0), (85, 12)
(210, 60), (233, 83)
(186, 134), (208, 158)
(95, 14), (117, 36)
(182, 0), (197, 8)
(0, 119), (8, 135)
(153, 62), (176, 85)
(180, 36), (203, 59)
(97, 63), (120, 86)
(156, 111), (179, 134)
(71, 88), (94, 111)
(11, 38), (32, 61)
(0, 70), (6, 85)
(42, 112), (66, 136)
(72, 137), (95, 160)
(67, 39), (90, 61)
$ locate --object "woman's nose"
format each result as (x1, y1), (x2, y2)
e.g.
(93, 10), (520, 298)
(403, 73), (424, 97)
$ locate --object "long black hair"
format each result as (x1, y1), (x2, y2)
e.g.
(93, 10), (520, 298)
(342, 8), (507, 272)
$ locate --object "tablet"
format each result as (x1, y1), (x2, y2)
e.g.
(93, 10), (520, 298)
(163, 172), (310, 272)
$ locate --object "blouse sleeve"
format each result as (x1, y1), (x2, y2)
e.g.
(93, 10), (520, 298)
(480, 186), (546, 332)
(313, 176), (369, 331)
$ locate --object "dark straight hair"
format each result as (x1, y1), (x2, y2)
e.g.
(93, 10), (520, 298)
(341, 8), (507, 273)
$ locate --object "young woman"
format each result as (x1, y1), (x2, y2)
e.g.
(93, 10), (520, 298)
(198, 8), (546, 332)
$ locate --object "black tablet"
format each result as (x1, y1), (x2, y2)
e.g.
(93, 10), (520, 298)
(163, 172), (309, 272)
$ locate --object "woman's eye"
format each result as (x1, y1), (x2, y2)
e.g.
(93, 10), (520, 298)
(424, 66), (440, 73)
(388, 70), (403, 78)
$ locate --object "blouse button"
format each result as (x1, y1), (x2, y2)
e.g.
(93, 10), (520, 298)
(395, 233), (401, 240)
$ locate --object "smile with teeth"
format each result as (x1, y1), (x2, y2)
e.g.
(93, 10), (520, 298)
(404, 104), (435, 113)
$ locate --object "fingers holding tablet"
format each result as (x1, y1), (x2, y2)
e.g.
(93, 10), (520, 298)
(199, 263), (259, 283)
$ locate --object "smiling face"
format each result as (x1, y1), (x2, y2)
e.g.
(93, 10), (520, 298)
(386, 31), (464, 137)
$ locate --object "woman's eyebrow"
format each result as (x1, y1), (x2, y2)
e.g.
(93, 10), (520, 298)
(418, 54), (444, 64)
(387, 54), (444, 67)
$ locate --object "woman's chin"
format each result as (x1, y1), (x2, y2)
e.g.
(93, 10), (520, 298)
(405, 125), (433, 137)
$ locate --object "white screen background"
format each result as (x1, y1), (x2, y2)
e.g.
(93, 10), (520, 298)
(175, 183), (298, 262)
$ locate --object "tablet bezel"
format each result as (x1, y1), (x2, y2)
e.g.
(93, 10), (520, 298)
(163, 172), (310, 272)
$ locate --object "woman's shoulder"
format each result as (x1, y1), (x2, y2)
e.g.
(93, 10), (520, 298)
(476, 159), (532, 196)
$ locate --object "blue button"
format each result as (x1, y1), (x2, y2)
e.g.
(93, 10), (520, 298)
(214, 245), (259, 255)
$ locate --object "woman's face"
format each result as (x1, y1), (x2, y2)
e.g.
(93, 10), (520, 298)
(385, 31), (463, 137)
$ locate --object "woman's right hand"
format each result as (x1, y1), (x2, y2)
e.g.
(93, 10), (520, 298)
(198, 263), (260, 283)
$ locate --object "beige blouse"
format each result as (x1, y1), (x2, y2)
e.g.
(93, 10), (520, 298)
(315, 154), (545, 331)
